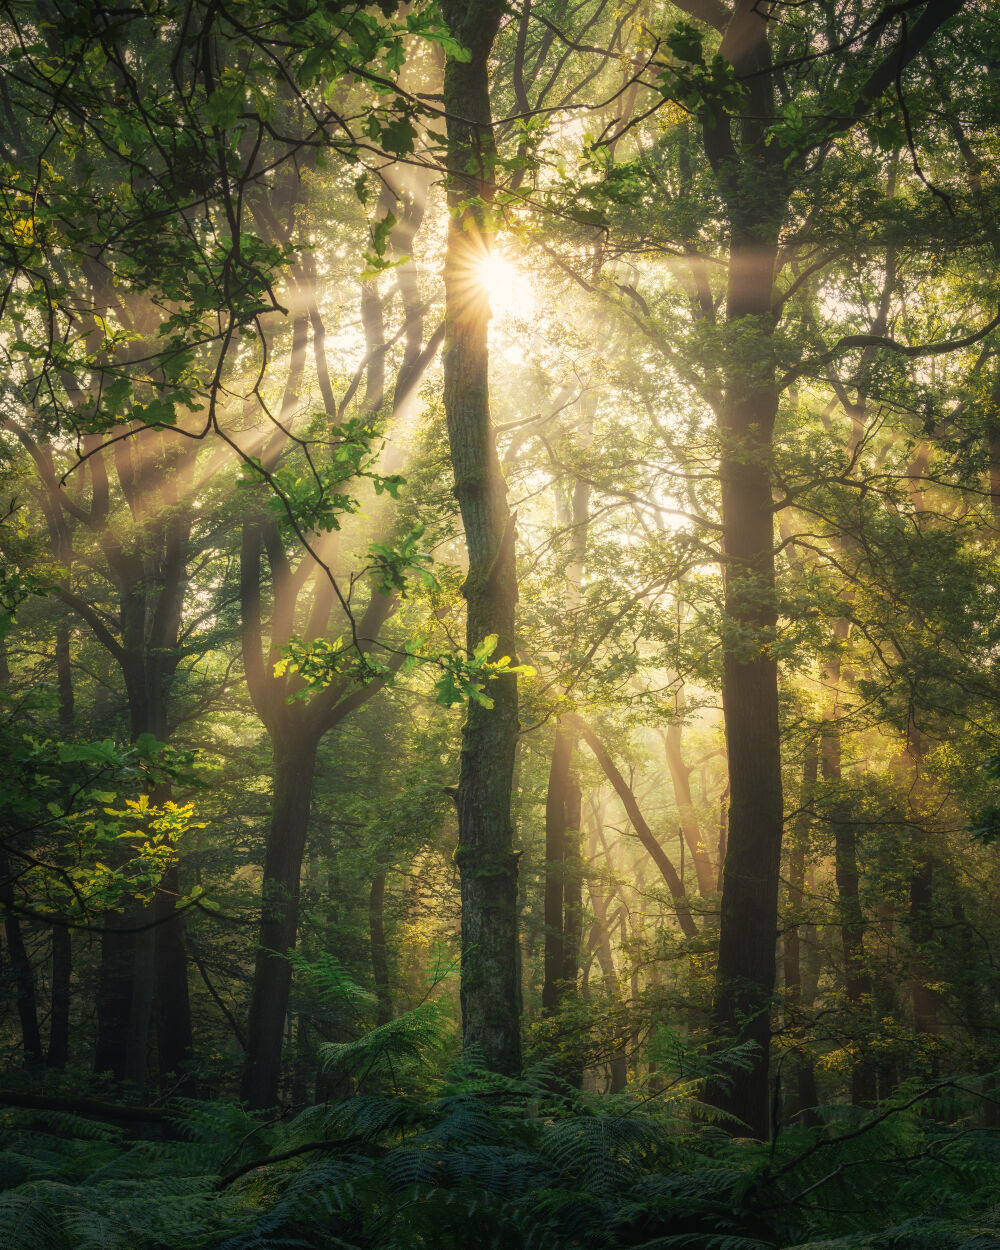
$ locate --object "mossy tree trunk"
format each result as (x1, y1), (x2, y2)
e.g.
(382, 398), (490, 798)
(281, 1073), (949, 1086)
(441, 0), (522, 1076)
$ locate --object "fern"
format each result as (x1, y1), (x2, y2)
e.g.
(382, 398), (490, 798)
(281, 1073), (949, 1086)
(1, 1072), (997, 1249)
(319, 1000), (454, 1087)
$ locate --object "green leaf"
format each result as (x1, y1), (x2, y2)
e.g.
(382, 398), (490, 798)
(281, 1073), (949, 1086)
(205, 85), (244, 129)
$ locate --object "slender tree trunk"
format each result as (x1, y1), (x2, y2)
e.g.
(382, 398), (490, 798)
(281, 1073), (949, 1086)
(441, 0), (522, 1075)
(909, 855), (940, 1039)
(47, 926), (71, 1068)
(822, 640), (876, 1105)
(783, 741), (819, 1125)
(241, 730), (320, 1108)
(55, 619), (74, 734)
(561, 769), (583, 989)
(699, 0), (963, 1139)
(586, 816), (628, 1092)
(573, 718), (699, 938)
(369, 868), (392, 1026)
(663, 718), (716, 896)
(542, 727), (573, 1012)
(903, 729), (941, 1049)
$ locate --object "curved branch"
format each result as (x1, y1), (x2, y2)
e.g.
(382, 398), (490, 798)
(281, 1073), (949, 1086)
(779, 309), (1000, 391)
(567, 716), (699, 938)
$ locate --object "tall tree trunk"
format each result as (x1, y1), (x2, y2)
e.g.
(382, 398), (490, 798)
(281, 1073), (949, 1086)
(822, 640), (876, 1106)
(542, 727), (573, 1012)
(783, 741), (819, 1125)
(0, 858), (43, 1067)
(154, 865), (194, 1090)
(94, 920), (134, 1079)
(710, 236), (784, 1136)
(909, 855), (939, 1040)
(441, 0), (522, 1076)
(587, 813), (628, 1092)
(561, 769), (584, 989)
(663, 715), (716, 896)
(572, 718), (699, 939)
(47, 926), (71, 1068)
(369, 867), (392, 1026)
(55, 619), (74, 734)
(125, 926), (155, 1091)
(241, 730), (320, 1108)
(702, 0), (788, 1127)
(700, 0), (964, 1141)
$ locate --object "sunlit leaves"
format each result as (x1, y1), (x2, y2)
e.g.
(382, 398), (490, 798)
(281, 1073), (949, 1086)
(0, 720), (205, 918)
(433, 633), (536, 710)
(368, 525), (438, 597)
(655, 23), (746, 116)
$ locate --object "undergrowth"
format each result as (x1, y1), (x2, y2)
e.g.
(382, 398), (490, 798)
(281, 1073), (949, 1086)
(2, 983), (998, 1249)
(2, 1073), (998, 1249)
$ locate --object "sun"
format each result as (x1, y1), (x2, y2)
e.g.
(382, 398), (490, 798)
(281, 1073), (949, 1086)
(476, 250), (537, 320)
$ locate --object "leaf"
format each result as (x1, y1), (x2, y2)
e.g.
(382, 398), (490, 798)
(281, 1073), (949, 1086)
(205, 85), (244, 129)
(381, 116), (416, 156)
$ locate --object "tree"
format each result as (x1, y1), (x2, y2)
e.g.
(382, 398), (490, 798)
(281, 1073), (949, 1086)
(438, 0), (523, 1076)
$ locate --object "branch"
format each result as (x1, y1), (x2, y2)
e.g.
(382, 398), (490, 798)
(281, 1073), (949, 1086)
(841, 0), (965, 133)
(567, 716), (699, 939)
(0, 1090), (171, 1125)
(779, 309), (1000, 390)
(670, 0), (731, 34)
(55, 587), (124, 663)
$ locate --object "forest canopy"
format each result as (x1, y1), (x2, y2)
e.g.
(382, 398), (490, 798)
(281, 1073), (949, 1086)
(2, 0), (1000, 1246)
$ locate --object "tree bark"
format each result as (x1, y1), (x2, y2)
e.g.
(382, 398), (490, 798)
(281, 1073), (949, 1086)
(561, 768), (584, 989)
(822, 653), (876, 1106)
(1, 899), (43, 1065)
(441, 0), (522, 1076)
(47, 925), (71, 1068)
(783, 741), (820, 1125)
(542, 727), (573, 1012)
(238, 501), (400, 1106)
(240, 729), (320, 1109)
(369, 868), (393, 1027)
(94, 920), (134, 1079)
(696, 0), (788, 1137)
(154, 865), (194, 1089)
(694, 0), (965, 1140)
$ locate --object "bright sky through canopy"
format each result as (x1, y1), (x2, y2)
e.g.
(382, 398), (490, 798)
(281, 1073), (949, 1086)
(477, 249), (536, 320)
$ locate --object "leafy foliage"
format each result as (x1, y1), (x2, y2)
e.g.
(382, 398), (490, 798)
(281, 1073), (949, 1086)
(0, 1073), (998, 1249)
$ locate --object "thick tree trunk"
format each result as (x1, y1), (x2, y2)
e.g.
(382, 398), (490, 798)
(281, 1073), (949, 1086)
(94, 920), (134, 1079)
(241, 731), (320, 1108)
(1, 911), (42, 1065)
(441, 0), (522, 1076)
(155, 865), (194, 1089)
(709, 234), (785, 1139)
(125, 925), (155, 1091)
